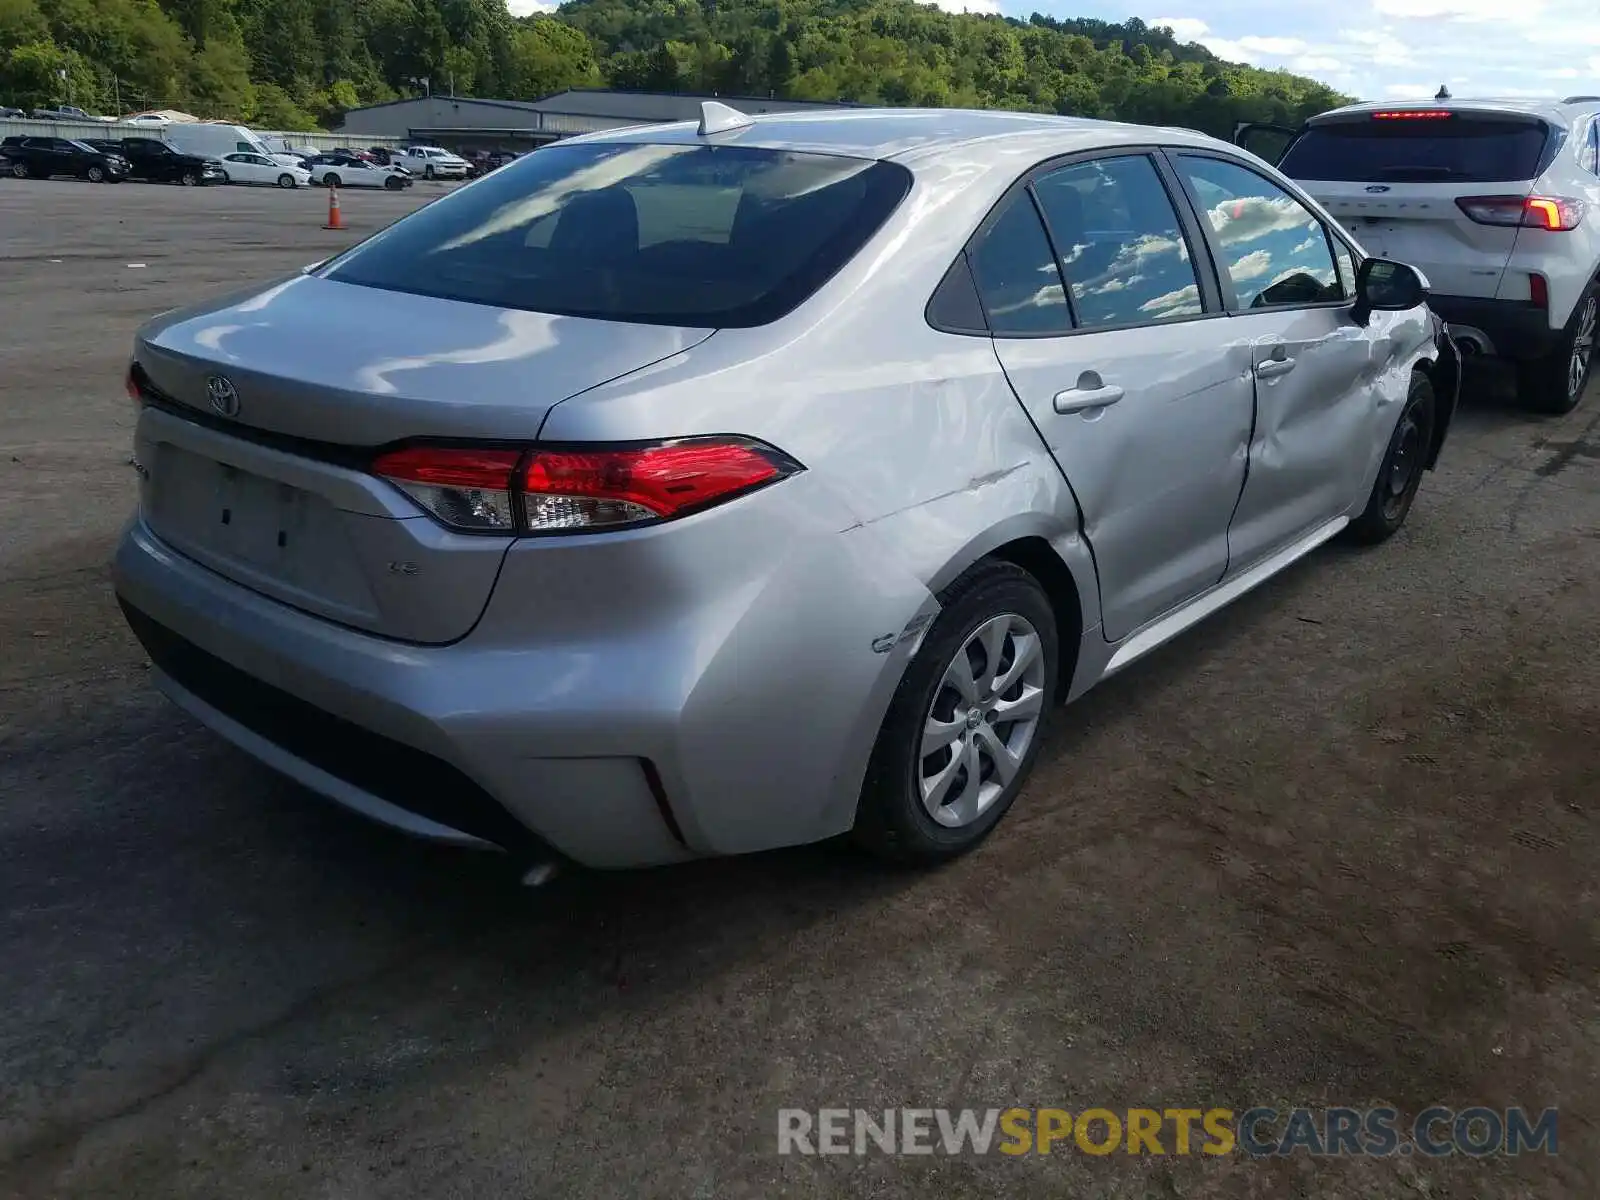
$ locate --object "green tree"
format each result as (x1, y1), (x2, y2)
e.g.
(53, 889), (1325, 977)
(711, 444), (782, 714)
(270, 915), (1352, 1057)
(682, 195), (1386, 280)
(0, 37), (94, 108)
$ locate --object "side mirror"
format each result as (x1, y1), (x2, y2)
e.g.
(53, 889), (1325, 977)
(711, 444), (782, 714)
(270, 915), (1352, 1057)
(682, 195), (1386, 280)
(1353, 258), (1429, 326)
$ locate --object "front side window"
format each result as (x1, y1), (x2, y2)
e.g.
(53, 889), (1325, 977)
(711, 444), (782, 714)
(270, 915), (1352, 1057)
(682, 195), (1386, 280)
(966, 191), (1071, 336)
(322, 142), (913, 328)
(1581, 119), (1600, 175)
(1031, 154), (1204, 328)
(1175, 155), (1342, 309)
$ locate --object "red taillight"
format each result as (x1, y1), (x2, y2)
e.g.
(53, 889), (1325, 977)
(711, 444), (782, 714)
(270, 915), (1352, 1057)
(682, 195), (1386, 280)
(125, 363), (143, 405)
(1456, 195), (1584, 231)
(1371, 110), (1453, 120)
(1529, 272), (1549, 309)
(372, 437), (801, 535)
(372, 446), (522, 532)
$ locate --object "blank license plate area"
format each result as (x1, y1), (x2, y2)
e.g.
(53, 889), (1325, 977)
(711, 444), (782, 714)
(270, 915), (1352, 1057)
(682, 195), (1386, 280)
(147, 445), (351, 592)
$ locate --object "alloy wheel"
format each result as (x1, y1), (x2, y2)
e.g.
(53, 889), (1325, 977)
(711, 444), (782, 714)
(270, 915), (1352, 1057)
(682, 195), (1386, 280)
(1569, 296), (1597, 401)
(917, 613), (1047, 828)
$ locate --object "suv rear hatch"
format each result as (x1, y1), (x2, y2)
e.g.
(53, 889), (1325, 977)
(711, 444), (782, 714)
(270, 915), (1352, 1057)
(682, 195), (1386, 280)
(1277, 108), (1555, 299)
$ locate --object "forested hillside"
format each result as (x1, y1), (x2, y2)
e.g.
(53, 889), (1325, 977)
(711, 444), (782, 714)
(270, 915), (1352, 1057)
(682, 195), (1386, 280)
(0, 0), (1348, 135)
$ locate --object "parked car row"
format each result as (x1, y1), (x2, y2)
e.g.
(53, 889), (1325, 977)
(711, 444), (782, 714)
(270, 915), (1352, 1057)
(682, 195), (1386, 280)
(0, 136), (419, 191)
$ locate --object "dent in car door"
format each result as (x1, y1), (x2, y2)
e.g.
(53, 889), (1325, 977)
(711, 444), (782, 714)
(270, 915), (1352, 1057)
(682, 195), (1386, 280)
(1169, 152), (1376, 571)
(971, 151), (1256, 643)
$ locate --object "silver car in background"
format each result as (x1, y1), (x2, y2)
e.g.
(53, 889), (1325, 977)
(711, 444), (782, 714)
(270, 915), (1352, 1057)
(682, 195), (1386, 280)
(113, 104), (1459, 869)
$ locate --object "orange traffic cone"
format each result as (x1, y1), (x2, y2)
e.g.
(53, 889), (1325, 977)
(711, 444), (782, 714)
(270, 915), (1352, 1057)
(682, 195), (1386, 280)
(323, 184), (344, 231)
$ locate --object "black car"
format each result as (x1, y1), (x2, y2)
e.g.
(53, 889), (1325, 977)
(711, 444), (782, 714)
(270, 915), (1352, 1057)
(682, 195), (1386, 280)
(117, 137), (225, 185)
(2, 135), (128, 182)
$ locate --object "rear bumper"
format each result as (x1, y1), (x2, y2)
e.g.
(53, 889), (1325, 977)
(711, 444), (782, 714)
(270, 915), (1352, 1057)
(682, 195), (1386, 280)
(1427, 294), (1561, 361)
(112, 498), (934, 869)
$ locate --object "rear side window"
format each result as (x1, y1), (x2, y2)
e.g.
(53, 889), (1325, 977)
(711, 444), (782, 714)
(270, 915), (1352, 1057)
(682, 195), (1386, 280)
(966, 192), (1071, 336)
(321, 142), (912, 327)
(1279, 116), (1551, 183)
(1032, 155), (1204, 328)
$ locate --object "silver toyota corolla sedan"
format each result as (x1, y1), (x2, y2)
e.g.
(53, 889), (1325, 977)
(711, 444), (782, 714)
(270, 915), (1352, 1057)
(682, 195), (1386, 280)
(113, 104), (1459, 870)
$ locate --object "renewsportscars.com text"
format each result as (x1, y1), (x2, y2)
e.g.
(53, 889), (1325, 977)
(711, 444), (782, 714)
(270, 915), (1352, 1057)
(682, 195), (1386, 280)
(777, 1106), (1559, 1157)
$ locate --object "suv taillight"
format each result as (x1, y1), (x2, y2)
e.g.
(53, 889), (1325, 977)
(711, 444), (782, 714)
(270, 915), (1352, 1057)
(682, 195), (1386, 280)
(1456, 195), (1584, 232)
(372, 437), (804, 535)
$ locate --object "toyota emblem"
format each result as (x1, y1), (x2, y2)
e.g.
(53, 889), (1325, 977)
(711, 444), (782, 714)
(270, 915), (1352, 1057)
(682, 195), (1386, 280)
(205, 375), (240, 418)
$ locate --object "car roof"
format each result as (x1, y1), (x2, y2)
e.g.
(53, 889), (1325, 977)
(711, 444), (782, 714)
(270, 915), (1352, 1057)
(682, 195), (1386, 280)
(561, 106), (1233, 164)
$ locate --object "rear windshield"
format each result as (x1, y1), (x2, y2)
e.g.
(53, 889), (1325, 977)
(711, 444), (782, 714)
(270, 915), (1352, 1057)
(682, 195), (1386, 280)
(320, 142), (913, 327)
(1279, 116), (1551, 183)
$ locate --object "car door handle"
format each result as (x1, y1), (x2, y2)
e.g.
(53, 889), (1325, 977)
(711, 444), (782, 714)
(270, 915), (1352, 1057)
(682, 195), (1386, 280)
(1053, 373), (1125, 414)
(1255, 355), (1297, 379)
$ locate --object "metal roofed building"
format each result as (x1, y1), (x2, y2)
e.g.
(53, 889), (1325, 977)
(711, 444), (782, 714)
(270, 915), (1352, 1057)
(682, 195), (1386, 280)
(332, 89), (852, 151)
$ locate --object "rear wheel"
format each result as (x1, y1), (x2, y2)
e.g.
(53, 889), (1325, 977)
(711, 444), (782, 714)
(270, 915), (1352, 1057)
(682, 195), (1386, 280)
(179, 170), (197, 186)
(1517, 291), (1597, 416)
(1347, 373), (1436, 545)
(424, 164), (435, 180)
(324, 172), (341, 188)
(383, 174), (404, 191)
(276, 173), (295, 188)
(85, 164), (105, 183)
(10, 160), (27, 179)
(853, 560), (1058, 865)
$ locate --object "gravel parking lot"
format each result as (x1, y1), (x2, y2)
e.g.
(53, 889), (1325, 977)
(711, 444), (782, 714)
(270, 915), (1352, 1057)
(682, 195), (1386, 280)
(2, 177), (1598, 1199)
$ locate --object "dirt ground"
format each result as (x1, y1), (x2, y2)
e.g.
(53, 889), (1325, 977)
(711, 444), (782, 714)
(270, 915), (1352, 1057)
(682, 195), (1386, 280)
(2, 178), (1598, 1199)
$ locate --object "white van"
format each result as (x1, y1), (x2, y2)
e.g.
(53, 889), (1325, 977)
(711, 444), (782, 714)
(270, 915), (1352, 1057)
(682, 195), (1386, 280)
(162, 123), (274, 162)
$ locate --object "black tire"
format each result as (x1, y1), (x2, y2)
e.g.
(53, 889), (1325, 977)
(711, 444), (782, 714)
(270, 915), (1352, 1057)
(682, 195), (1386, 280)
(216, 170), (231, 184)
(85, 164), (105, 183)
(1517, 290), (1597, 416)
(384, 175), (403, 191)
(424, 164), (435, 180)
(324, 173), (341, 189)
(179, 171), (197, 186)
(1346, 373), (1436, 545)
(852, 560), (1059, 865)
(10, 160), (27, 179)
(276, 173), (295, 188)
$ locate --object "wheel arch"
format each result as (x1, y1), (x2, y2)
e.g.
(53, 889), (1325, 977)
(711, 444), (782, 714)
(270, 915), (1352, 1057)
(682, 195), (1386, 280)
(924, 517), (1095, 702)
(1411, 326), (1459, 470)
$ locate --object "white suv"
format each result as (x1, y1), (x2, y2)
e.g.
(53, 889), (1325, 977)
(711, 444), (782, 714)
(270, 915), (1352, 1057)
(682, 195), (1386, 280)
(1241, 95), (1600, 414)
(401, 145), (470, 180)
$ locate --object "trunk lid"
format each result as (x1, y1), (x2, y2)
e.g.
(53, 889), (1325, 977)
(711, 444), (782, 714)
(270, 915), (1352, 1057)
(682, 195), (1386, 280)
(1278, 108), (1552, 300)
(133, 276), (713, 643)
